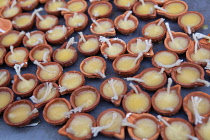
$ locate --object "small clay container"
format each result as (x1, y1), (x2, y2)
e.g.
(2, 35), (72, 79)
(46, 25), (74, 45)
(58, 71), (85, 95)
(19, 0), (39, 11)
(164, 31), (192, 54)
(142, 18), (167, 42)
(112, 54), (143, 77)
(154, 0), (171, 6)
(171, 62), (205, 88)
(133, 0), (157, 20)
(64, 13), (88, 31)
(152, 85), (182, 116)
(77, 34), (101, 56)
(36, 62), (63, 82)
(127, 113), (160, 140)
(23, 31), (47, 49)
(0, 47), (6, 65)
(0, 0), (10, 9)
(100, 77), (127, 106)
(80, 56), (106, 78)
(61, 0), (88, 15)
(43, 98), (71, 125)
(199, 33), (210, 45)
(29, 44), (53, 62)
(0, 3), (22, 20)
(3, 99), (39, 127)
(36, 15), (59, 32)
(194, 116), (210, 140)
(127, 37), (154, 57)
(0, 18), (13, 36)
(96, 108), (125, 139)
(100, 38), (127, 60)
(12, 74), (38, 97)
(88, 1), (112, 19)
(114, 0), (138, 10)
(0, 87), (14, 114)
(5, 47), (29, 67)
(183, 91), (210, 124)
(114, 11), (138, 35)
(44, 0), (67, 16)
(90, 18), (116, 37)
(58, 113), (96, 140)
(70, 86), (100, 112)
(0, 69), (11, 87)
(178, 11), (204, 34)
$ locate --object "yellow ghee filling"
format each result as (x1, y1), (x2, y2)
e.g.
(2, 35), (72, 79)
(116, 56), (136, 71)
(102, 79), (124, 97)
(20, 0), (36, 7)
(141, 70), (164, 86)
(39, 16), (57, 29)
(117, 0), (136, 7)
(130, 40), (148, 54)
(93, 21), (113, 33)
(80, 38), (99, 52)
(144, 23), (164, 37)
(60, 73), (83, 90)
(165, 2), (185, 14)
(68, 14), (85, 27)
(154, 51), (177, 65)
(1, 33), (19, 46)
(14, 15), (31, 27)
(26, 34), (44, 46)
(191, 48), (210, 62)
(180, 13), (201, 27)
(118, 19), (135, 30)
(3, 7), (19, 18)
(104, 43), (123, 56)
(47, 27), (66, 40)
(55, 48), (75, 62)
(168, 37), (189, 50)
(36, 85), (57, 102)
(91, 4), (110, 16)
(39, 65), (60, 80)
(198, 118), (210, 140)
(17, 79), (36, 93)
(33, 48), (50, 61)
(48, 1), (65, 11)
(83, 58), (104, 74)
(0, 0), (9, 8)
(67, 1), (85, 12)
(136, 3), (155, 14)
(7, 49), (27, 64)
(0, 92), (11, 109)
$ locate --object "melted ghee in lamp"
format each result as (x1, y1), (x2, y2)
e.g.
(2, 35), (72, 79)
(102, 80), (124, 97)
(68, 14), (85, 27)
(0, 92), (11, 109)
(68, 115), (93, 138)
(168, 37), (189, 50)
(46, 101), (69, 121)
(191, 48), (210, 62)
(60, 73), (83, 90)
(39, 65), (60, 80)
(3, 7), (19, 18)
(20, 0), (36, 7)
(187, 96), (210, 115)
(17, 79), (36, 93)
(48, 1), (64, 11)
(118, 19), (135, 30)
(141, 70), (164, 86)
(26, 34), (44, 46)
(104, 43), (123, 56)
(93, 21), (113, 33)
(0, 0), (9, 7)
(33, 48), (50, 61)
(130, 41), (147, 54)
(74, 90), (97, 108)
(165, 2), (185, 14)
(136, 3), (155, 14)
(1, 33), (19, 46)
(80, 38), (99, 52)
(198, 118), (210, 140)
(83, 58), (104, 74)
(36, 85), (57, 101)
(165, 121), (191, 140)
(48, 27), (66, 40)
(99, 111), (123, 133)
(125, 93), (149, 113)
(0, 48), (4, 58)
(67, 1), (85, 12)
(0, 71), (7, 85)
(55, 49), (75, 62)
(180, 13), (202, 27)
(91, 4), (110, 16)
(176, 67), (200, 84)
(154, 51), (177, 65)
(134, 118), (157, 139)
(39, 16), (57, 29)
(154, 90), (180, 111)
(116, 56), (136, 71)
(117, 0), (136, 7)
(7, 49), (27, 64)
(7, 104), (31, 123)
(144, 24), (164, 37)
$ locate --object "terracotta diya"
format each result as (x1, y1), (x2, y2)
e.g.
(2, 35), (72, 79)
(61, 0), (87, 15)
(0, 87), (14, 114)
(194, 116), (210, 140)
(36, 15), (59, 32)
(44, 0), (66, 16)
(18, 0), (39, 11)
(114, 0), (138, 10)
(0, 47), (6, 65)
(0, 18), (13, 36)
(0, 69), (11, 87)
(197, 33), (210, 45)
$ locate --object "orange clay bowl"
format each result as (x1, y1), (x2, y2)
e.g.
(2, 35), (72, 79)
(155, 0), (171, 6)
(0, 69), (11, 87)
(164, 31), (192, 54)
(171, 62), (205, 88)
(58, 71), (85, 95)
(127, 113), (160, 140)
(0, 47), (6, 65)
(112, 54), (143, 77)
(58, 113), (96, 140)
(127, 37), (154, 57)
(18, 0), (39, 11)
(194, 116), (210, 140)
(44, 0), (67, 16)
(100, 77), (127, 106)
(100, 38), (127, 60)
(199, 33), (210, 45)
(70, 86), (100, 112)
(0, 3), (22, 20)
(152, 85), (182, 116)
(61, 0), (88, 15)
(114, 11), (138, 35)
(183, 91), (210, 124)
(0, 18), (13, 36)
(0, 87), (14, 114)
(114, 0), (138, 10)
(43, 98), (71, 125)
(36, 15), (59, 32)
(3, 99), (39, 127)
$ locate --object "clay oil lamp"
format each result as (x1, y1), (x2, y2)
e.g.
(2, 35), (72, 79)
(29, 44), (52, 63)
(43, 98), (71, 125)
(152, 78), (182, 116)
(18, 0), (39, 11)
(0, 0), (10, 9)
(127, 113), (160, 140)
(0, 69), (11, 87)
(44, 0), (66, 16)
(0, 18), (13, 36)
(178, 11), (204, 34)
(126, 67), (167, 91)
(69, 86), (100, 113)
(80, 56), (106, 78)
(12, 63), (38, 97)
(34, 60), (63, 82)
(91, 108), (125, 139)
(77, 32), (101, 56)
(157, 115), (197, 140)
(195, 116), (210, 140)
(58, 113), (96, 140)
(114, 0), (138, 10)
(142, 18), (166, 42)
(5, 46), (29, 67)
(64, 12), (88, 31)
(0, 87), (14, 114)
(195, 33), (210, 45)
(36, 14), (58, 32)
(30, 82), (60, 108)
(46, 25), (74, 45)
(183, 91), (210, 125)
(58, 71), (85, 95)
(154, 0), (170, 6)
(112, 53), (143, 77)
(114, 11), (138, 35)
(100, 77), (127, 106)
(88, 1), (112, 19)
(100, 36), (126, 60)
(0, 47), (6, 65)
(60, 0), (87, 15)
(3, 99), (39, 127)
(133, 0), (157, 20)
(90, 18), (116, 37)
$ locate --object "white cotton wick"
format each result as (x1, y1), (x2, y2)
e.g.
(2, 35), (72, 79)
(156, 59), (183, 69)
(196, 79), (210, 87)
(187, 26), (192, 35)
(26, 32), (30, 39)
(58, 85), (67, 93)
(11, 0), (17, 8)
(157, 67), (165, 74)
(66, 37), (77, 49)
(165, 22), (174, 42)
(124, 11), (132, 21)
(14, 63), (27, 81)
(33, 60), (56, 73)
(97, 71), (106, 78)
(10, 46), (14, 55)
(191, 96), (204, 125)
(42, 51), (50, 63)
(195, 32), (210, 40)
(99, 36), (112, 47)
(176, 67), (182, 74)
(167, 78), (173, 94)
(129, 83), (139, 94)
(205, 62), (210, 70)
(18, 31), (25, 38)
(36, 12), (44, 21)
(92, 19), (101, 28)
(64, 105), (83, 118)
(186, 135), (198, 140)
(57, 7), (69, 11)
(0, 28), (5, 33)
(157, 18), (165, 26)
(62, 25), (67, 34)
(193, 34), (199, 54)
(157, 115), (171, 127)
(143, 39), (152, 53)
(139, 0), (145, 5)
(154, 5), (166, 12)
(122, 113), (136, 128)
(28, 108), (38, 116)
(0, 71), (6, 80)
(78, 32), (87, 43)
(134, 52), (143, 64)
(31, 8), (43, 20)
(108, 79), (118, 101)
(125, 77), (144, 83)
